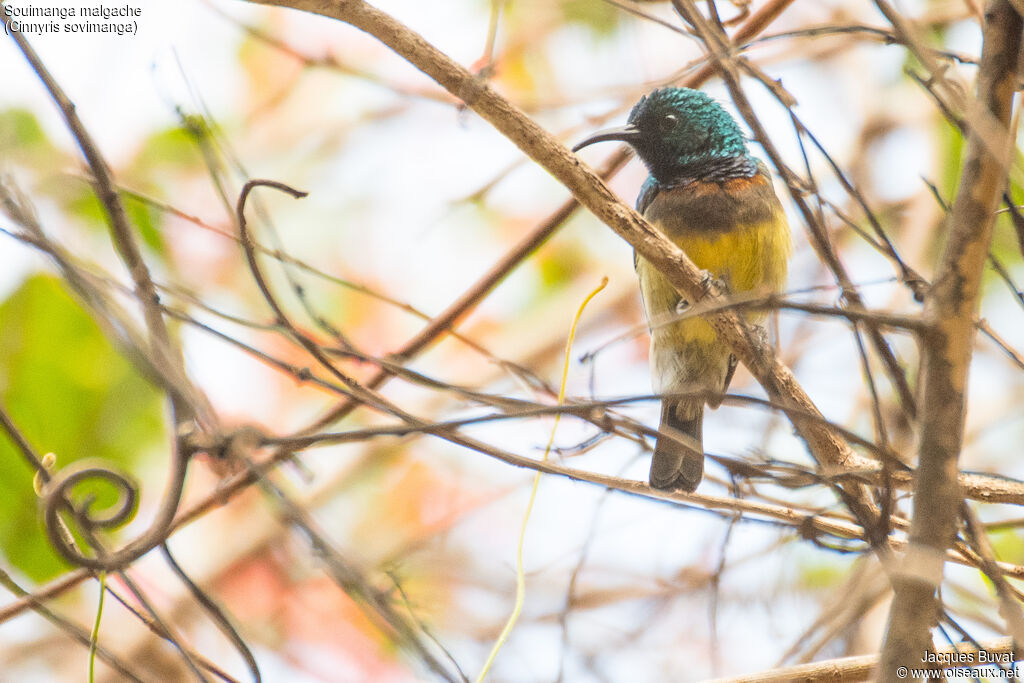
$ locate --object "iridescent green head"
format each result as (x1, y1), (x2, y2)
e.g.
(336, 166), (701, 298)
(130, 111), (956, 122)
(574, 87), (753, 184)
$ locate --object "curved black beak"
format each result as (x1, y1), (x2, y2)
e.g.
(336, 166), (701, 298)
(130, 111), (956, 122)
(571, 124), (643, 152)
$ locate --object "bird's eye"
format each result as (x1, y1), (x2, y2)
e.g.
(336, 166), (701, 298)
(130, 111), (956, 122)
(658, 114), (678, 133)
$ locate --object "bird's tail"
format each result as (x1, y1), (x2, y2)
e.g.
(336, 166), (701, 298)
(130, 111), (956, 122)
(649, 400), (704, 492)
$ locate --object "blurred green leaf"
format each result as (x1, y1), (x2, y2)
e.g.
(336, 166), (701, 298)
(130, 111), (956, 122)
(44, 181), (166, 257)
(538, 243), (587, 292)
(938, 119), (965, 200)
(990, 529), (1024, 565)
(990, 217), (1023, 268)
(561, 0), (619, 35)
(0, 108), (64, 176)
(0, 275), (164, 581)
(0, 108), (49, 153)
(124, 194), (166, 255)
(63, 185), (106, 227)
(991, 149), (1024, 267)
(131, 125), (204, 173)
(795, 555), (848, 590)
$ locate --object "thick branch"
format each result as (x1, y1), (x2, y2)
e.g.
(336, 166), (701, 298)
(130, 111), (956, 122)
(879, 1), (1022, 679)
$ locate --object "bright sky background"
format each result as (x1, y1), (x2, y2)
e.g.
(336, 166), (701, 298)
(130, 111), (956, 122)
(2, 1), (1023, 681)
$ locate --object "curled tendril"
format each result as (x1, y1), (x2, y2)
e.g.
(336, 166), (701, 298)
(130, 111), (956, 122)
(40, 459), (143, 569)
(36, 427), (263, 572)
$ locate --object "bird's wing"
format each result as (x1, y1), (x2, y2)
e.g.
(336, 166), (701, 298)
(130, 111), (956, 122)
(636, 176), (660, 215)
(634, 176), (660, 274)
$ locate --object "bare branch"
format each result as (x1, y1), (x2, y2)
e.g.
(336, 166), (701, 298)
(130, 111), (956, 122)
(879, 1), (1023, 677)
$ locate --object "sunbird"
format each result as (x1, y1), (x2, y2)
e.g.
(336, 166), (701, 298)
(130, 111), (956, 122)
(574, 87), (790, 492)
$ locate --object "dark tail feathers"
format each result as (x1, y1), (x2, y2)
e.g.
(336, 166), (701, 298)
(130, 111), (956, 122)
(649, 401), (704, 492)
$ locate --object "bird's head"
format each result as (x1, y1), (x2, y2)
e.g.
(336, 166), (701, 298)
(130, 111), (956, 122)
(573, 87), (750, 184)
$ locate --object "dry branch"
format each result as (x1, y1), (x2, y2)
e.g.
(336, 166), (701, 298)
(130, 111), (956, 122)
(879, 1), (1023, 678)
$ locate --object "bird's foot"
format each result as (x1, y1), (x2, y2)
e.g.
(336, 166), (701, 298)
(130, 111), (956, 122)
(700, 271), (730, 298)
(751, 323), (769, 347)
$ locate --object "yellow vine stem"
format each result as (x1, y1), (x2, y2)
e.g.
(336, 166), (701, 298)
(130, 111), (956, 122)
(89, 571), (106, 683)
(476, 276), (608, 682)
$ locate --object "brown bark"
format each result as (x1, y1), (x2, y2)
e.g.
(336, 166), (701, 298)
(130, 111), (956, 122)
(878, 2), (1022, 680)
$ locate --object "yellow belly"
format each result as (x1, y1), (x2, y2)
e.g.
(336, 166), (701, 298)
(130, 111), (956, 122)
(636, 214), (790, 392)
